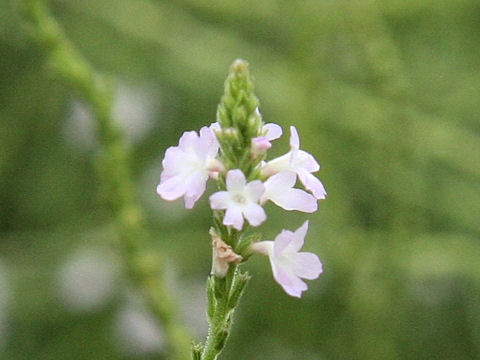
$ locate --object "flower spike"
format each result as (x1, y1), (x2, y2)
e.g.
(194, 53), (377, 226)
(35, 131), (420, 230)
(155, 60), (328, 359)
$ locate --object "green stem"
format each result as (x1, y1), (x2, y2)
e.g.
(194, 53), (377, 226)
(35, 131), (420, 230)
(201, 265), (248, 360)
(19, 1), (190, 359)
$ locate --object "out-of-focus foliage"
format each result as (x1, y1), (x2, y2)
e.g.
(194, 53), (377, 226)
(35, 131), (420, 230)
(1, 0), (480, 359)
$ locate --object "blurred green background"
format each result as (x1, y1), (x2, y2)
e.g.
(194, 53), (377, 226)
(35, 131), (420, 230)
(1, 0), (480, 359)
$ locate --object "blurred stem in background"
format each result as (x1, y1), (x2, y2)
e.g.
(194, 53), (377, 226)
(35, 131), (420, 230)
(19, 0), (191, 359)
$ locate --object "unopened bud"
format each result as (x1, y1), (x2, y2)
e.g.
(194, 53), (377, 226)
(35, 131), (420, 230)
(206, 158), (226, 173)
(231, 59), (248, 73)
(251, 136), (272, 156)
(227, 271), (250, 310)
(223, 127), (240, 142)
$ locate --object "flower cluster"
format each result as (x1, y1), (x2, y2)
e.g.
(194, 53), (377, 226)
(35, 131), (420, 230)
(157, 120), (325, 297)
(158, 123), (325, 217)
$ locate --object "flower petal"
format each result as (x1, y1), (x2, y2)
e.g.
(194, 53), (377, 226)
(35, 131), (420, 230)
(261, 171), (294, 204)
(160, 147), (191, 180)
(270, 188), (318, 213)
(223, 207), (244, 230)
(225, 169), (246, 192)
(290, 220), (309, 252)
(264, 170), (296, 190)
(273, 230), (294, 258)
(199, 126), (219, 158)
(156, 176), (186, 201)
(245, 180), (265, 202)
(209, 122), (221, 132)
(178, 130), (198, 151)
(272, 263), (308, 298)
(209, 191), (230, 210)
(263, 171), (317, 212)
(184, 171), (208, 209)
(293, 252), (323, 280)
(264, 123), (282, 141)
(260, 153), (292, 177)
(297, 169), (327, 199)
(289, 126), (300, 150)
(294, 150), (320, 173)
(243, 203), (267, 227)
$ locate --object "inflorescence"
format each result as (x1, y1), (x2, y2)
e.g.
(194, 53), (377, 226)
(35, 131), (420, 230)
(156, 59), (325, 298)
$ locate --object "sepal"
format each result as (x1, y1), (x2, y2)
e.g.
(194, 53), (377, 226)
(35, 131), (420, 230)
(235, 233), (262, 260)
(206, 275), (216, 321)
(227, 270), (250, 310)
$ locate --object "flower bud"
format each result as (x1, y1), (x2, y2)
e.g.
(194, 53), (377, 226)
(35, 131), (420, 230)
(251, 136), (272, 156)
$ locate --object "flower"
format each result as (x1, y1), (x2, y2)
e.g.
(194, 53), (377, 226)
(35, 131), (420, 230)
(261, 171), (317, 213)
(209, 169), (266, 230)
(250, 221), (322, 297)
(261, 126), (326, 199)
(157, 125), (223, 209)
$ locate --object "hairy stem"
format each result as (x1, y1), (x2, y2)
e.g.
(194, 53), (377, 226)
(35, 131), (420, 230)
(201, 264), (249, 360)
(19, 1), (190, 359)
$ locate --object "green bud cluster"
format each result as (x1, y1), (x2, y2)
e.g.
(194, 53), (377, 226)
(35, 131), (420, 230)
(215, 59), (266, 181)
(212, 60), (267, 257)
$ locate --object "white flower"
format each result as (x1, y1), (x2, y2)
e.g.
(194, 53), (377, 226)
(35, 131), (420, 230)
(209, 169), (266, 230)
(261, 126), (326, 199)
(250, 221), (323, 297)
(261, 171), (317, 213)
(157, 125), (223, 209)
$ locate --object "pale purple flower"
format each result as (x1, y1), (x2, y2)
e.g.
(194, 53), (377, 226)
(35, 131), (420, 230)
(209, 169), (266, 230)
(261, 126), (326, 199)
(250, 221), (322, 297)
(260, 171), (317, 213)
(157, 125), (223, 209)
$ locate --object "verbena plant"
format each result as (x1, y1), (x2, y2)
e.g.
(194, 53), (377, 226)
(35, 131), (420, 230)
(21, 2), (326, 359)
